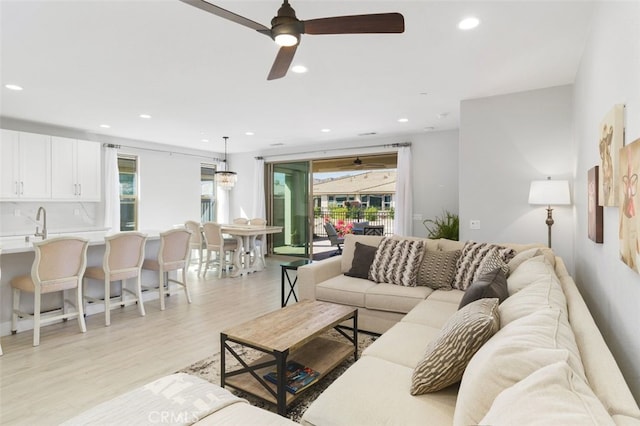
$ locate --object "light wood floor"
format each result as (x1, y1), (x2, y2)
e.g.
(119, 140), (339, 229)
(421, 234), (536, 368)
(0, 257), (297, 425)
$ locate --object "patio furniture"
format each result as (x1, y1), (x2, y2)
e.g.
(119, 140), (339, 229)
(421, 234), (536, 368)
(324, 222), (345, 255)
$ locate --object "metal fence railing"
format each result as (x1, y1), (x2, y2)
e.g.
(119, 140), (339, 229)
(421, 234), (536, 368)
(314, 209), (394, 237)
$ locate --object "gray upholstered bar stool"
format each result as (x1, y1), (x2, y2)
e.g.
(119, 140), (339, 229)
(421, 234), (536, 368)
(202, 222), (238, 278)
(185, 220), (205, 275)
(83, 232), (147, 326)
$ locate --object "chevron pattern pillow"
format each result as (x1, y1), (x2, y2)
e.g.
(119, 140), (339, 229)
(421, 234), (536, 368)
(453, 242), (516, 290)
(369, 237), (425, 286)
(410, 298), (500, 394)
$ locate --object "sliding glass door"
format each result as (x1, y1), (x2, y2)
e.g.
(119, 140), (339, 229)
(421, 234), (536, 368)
(269, 161), (311, 258)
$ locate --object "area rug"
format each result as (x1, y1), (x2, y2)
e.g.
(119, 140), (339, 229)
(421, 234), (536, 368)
(179, 330), (376, 423)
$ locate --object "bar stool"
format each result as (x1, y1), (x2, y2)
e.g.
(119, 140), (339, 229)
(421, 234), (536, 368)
(11, 237), (89, 346)
(202, 222), (238, 278)
(185, 220), (205, 275)
(83, 232), (147, 326)
(142, 229), (192, 311)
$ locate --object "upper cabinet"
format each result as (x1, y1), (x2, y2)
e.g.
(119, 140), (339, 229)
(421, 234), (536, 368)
(0, 130), (51, 200)
(51, 137), (101, 201)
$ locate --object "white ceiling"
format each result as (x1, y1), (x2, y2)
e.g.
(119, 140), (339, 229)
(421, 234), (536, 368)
(0, 0), (594, 154)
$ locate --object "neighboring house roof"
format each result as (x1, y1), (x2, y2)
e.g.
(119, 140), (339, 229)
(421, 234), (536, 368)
(313, 171), (396, 195)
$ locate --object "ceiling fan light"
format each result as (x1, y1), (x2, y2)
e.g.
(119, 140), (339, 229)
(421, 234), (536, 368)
(275, 33), (299, 47)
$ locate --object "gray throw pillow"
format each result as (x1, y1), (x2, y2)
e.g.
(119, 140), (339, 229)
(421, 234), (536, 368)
(345, 242), (379, 279)
(417, 249), (461, 289)
(458, 267), (508, 309)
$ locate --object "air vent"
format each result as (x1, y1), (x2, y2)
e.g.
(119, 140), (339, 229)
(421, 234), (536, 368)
(358, 132), (378, 136)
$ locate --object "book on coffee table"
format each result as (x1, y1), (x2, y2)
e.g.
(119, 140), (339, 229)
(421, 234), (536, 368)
(263, 361), (320, 394)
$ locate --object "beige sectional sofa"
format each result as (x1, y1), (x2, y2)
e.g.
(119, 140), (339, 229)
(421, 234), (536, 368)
(298, 234), (640, 426)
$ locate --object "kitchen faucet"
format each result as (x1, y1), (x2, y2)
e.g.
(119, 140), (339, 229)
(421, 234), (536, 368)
(35, 207), (47, 240)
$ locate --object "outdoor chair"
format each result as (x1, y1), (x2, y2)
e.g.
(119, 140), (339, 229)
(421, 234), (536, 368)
(324, 222), (345, 255)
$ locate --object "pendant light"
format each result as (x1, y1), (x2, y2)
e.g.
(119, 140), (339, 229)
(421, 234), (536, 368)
(214, 136), (237, 190)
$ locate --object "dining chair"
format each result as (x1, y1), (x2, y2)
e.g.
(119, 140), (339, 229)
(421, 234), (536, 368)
(83, 232), (147, 326)
(202, 222), (239, 278)
(232, 218), (249, 225)
(185, 220), (205, 275)
(142, 229), (192, 311)
(10, 237), (89, 346)
(249, 218), (268, 265)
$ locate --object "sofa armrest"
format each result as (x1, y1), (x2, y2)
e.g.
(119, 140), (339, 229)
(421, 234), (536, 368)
(298, 256), (343, 301)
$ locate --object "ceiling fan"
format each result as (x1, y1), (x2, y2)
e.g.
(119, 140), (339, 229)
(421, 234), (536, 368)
(339, 157), (387, 169)
(179, 0), (405, 80)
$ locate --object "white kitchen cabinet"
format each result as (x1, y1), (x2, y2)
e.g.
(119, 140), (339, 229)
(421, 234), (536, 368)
(51, 136), (101, 201)
(0, 130), (51, 200)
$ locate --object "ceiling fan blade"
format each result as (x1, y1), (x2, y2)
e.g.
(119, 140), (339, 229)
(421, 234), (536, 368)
(267, 45), (298, 80)
(302, 13), (404, 35)
(179, 0), (271, 36)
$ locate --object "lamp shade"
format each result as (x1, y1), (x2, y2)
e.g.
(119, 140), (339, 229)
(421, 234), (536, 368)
(528, 179), (571, 205)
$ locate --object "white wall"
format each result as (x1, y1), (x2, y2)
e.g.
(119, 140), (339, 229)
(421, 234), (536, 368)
(229, 130), (460, 237)
(573, 1), (640, 402)
(459, 85), (575, 271)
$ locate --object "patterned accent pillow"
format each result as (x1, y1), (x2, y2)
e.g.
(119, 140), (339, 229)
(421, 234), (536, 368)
(369, 237), (425, 286)
(410, 298), (500, 394)
(452, 242), (516, 290)
(417, 249), (461, 289)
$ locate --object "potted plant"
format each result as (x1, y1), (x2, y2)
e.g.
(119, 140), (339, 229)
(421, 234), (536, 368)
(423, 210), (459, 240)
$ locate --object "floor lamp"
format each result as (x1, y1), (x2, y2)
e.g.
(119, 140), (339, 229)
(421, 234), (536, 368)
(528, 177), (571, 248)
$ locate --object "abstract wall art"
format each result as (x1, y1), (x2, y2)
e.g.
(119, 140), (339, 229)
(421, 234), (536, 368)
(599, 104), (625, 206)
(588, 166), (603, 243)
(619, 138), (640, 272)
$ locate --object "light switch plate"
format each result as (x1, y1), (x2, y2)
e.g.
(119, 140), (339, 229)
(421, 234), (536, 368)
(470, 220), (481, 229)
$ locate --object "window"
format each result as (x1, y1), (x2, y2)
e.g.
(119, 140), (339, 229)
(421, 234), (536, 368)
(118, 155), (138, 231)
(201, 164), (216, 222)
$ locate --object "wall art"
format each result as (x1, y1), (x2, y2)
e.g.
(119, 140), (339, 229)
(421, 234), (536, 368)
(599, 104), (625, 206)
(618, 138), (640, 272)
(588, 166), (603, 243)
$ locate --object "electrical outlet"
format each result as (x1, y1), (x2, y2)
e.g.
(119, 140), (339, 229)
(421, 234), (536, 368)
(470, 220), (481, 230)
(14, 209), (20, 217)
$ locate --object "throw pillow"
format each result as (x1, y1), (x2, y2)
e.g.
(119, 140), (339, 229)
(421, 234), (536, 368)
(410, 298), (500, 395)
(344, 242), (379, 279)
(369, 237), (424, 286)
(458, 267), (508, 309)
(452, 241), (516, 291)
(480, 362), (615, 426)
(507, 247), (543, 274)
(417, 249), (461, 290)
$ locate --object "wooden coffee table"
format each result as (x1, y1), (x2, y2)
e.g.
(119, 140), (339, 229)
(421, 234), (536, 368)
(220, 300), (358, 416)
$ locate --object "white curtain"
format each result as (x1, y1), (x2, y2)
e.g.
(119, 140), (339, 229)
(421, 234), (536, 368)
(252, 158), (266, 219)
(103, 147), (120, 231)
(216, 160), (230, 224)
(393, 145), (413, 236)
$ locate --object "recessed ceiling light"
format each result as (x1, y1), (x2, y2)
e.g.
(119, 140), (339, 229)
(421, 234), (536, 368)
(139, 114), (152, 119)
(99, 124), (111, 129)
(458, 17), (480, 30)
(201, 138), (209, 142)
(398, 118), (409, 123)
(245, 131), (255, 136)
(321, 128), (331, 133)
(5, 84), (23, 91)
(437, 112), (449, 119)
(291, 65), (308, 74)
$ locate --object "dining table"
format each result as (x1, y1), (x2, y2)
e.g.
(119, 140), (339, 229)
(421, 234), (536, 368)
(221, 224), (283, 277)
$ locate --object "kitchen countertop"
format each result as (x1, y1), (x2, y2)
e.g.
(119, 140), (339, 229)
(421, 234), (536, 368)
(0, 230), (161, 254)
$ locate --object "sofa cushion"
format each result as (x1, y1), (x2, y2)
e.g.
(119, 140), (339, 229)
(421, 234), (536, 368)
(453, 307), (585, 426)
(369, 237), (424, 287)
(500, 275), (568, 327)
(401, 294), (462, 329)
(452, 241), (516, 290)
(315, 274), (378, 308)
(458, 268), (508, 309)
(507, 247), (543, 273)
(411, 298), (500, 395)
(507, 255), (558, 295)
(480, 362), (615, 426)
(363, 321), (443, 369)
(344, 242), (378, 279)
(417, 249), (461, 289)
(301, 356), (458, 426)
(364, 283), (432, 314)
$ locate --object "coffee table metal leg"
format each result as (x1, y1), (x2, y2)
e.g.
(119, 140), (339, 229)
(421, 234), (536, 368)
(275, 349), (289, 416)
(220, 333), (227, 387)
